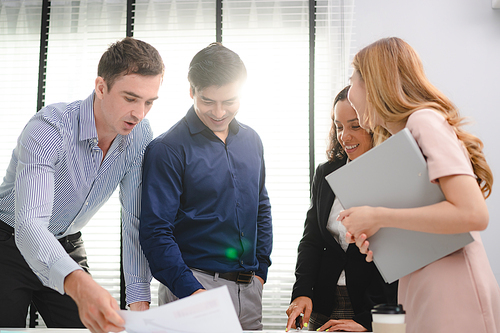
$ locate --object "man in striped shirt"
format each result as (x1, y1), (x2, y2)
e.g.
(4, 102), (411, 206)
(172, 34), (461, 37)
(0, 37), (164, 333)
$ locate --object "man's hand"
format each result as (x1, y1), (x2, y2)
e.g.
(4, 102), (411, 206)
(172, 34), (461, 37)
(255, 275), (265, 286)
(129, 301), (149, 311)
(64, 270), (125, 333)
(191, 289), (206, 295)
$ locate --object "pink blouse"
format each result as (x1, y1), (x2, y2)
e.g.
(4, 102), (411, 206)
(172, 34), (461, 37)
(405, 109), (474, 182)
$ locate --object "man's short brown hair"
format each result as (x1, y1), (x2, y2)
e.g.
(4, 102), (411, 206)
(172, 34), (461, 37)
(188, 42), (247, 95)
(98, 37), (165, 90)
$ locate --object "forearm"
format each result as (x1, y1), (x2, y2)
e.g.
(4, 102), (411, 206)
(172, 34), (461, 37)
(292, 242), (324, 300)
(139, 217), (203, 298)
(122, 210), (152, 304)
(342, 175), (489, 238)
(377, 200), (487, 234)
(121, 157), (153, 304)
(255, 195), (272, 282)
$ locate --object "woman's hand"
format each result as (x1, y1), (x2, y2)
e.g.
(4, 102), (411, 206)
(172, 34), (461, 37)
(338, 206), (382, 240)
(346, 231), (373, 262)
(285, 296), (312, 331)
(317, 319), (367, 332)
(338, 206), (381, 262)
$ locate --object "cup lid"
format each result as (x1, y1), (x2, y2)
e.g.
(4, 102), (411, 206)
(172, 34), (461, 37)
(371, 304), (405, 315)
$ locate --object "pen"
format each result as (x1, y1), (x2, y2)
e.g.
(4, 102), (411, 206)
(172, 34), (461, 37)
(295, 315), (302, 330)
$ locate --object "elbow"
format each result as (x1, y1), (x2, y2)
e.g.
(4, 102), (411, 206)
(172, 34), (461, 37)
(466, 207), (489, 232)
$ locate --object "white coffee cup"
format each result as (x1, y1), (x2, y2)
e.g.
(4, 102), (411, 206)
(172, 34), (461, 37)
(371, 304), (406, 333)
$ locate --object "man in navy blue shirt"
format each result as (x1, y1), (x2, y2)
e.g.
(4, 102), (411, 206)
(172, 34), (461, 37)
(140, 43), (272, 330)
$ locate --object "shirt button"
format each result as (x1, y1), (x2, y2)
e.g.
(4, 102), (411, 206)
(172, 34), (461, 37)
(241, 232), (244, 237)
(241, 260), (244, 265)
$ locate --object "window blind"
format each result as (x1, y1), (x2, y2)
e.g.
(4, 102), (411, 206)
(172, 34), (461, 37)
(133, 0), (218, 307)
(314, 0), (355, 166)
(0, 0), (355, 329)
(222, 1), (311, 329)
(0, 0), (42, 173)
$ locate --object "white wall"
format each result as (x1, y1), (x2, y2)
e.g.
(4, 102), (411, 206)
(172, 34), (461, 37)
(352, 0), (500, 281)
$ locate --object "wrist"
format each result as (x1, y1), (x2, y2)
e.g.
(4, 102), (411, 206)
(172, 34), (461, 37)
(375, 207), (389, 228)
(64, 269), (91, 299)
(129, 301), (150, 311)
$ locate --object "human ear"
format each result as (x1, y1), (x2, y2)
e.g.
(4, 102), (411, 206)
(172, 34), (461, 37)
(95, 77), (106, 100)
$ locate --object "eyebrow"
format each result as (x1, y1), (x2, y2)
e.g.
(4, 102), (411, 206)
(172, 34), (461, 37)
(335, 118), (359, 123)
(200, 95), (238, 103)
(123, 91), (159, 101)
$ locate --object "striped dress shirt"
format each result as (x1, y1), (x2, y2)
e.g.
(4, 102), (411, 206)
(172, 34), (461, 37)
(0, 92), (153, 304)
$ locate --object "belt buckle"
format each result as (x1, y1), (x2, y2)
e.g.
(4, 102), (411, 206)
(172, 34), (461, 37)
(236, 271), (254, 284)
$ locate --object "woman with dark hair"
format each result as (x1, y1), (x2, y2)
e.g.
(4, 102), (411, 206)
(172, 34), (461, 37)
(285, 86), (397, 332)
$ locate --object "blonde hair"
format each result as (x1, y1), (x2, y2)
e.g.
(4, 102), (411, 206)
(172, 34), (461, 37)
(352, 37), (493, 198)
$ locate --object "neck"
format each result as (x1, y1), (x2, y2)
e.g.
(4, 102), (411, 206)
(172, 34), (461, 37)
(214, 129), (229, 143)
(93, 95), (116, 156)
(385, 121), (406, 135)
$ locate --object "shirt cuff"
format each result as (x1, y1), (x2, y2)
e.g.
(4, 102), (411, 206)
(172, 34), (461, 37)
(48, 256), (83, 294)
(255, 261), (269, 283)
(172, 272), (204, 299)
(126, 282), (152, 305)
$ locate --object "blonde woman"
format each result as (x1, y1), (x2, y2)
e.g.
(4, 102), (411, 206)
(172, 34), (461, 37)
(341, 37), (500, 333)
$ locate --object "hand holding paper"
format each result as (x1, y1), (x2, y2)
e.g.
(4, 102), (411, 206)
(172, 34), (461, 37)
(118, 286), (242, 333)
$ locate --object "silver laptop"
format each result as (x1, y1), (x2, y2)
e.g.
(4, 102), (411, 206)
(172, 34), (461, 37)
(325, 128), (473, 283)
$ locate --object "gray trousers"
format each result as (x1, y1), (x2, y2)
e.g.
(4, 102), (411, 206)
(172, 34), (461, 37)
(159, 270), (264, 330)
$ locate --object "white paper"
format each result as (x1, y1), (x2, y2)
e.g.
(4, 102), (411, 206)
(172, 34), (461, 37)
(118, 286), (242, 333)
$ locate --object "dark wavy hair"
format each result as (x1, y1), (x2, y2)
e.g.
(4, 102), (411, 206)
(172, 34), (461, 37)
(326, 85), (350, 162)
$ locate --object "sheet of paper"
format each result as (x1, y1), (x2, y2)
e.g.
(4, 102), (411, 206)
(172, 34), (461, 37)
(119, 285), (242, 333)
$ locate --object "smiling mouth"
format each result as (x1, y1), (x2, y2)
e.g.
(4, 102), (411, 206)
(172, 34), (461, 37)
(211, 117), (226, 122)
(345, 144), (359, 150)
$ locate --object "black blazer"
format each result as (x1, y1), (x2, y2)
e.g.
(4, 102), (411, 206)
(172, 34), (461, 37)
(291, 157), (398, 330)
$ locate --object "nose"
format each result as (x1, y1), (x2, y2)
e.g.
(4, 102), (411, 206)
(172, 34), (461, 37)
(213, 103), (226, 119)
(131, 104), (146, 121)
(341, 129), (352, 142)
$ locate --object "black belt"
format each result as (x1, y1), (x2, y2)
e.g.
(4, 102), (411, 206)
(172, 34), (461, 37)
(0, 219), (80, 246)
(192, 268), (255, 284)
(57, 231), (82, 245)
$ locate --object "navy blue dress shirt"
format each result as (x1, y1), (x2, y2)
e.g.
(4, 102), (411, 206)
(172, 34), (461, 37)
(140, 106), (273, 298)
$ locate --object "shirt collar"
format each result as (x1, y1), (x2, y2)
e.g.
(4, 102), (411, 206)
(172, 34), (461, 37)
(185, 105), (242, 137)
(79, 92), (98, 142)
(78, 91), (131, 148)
